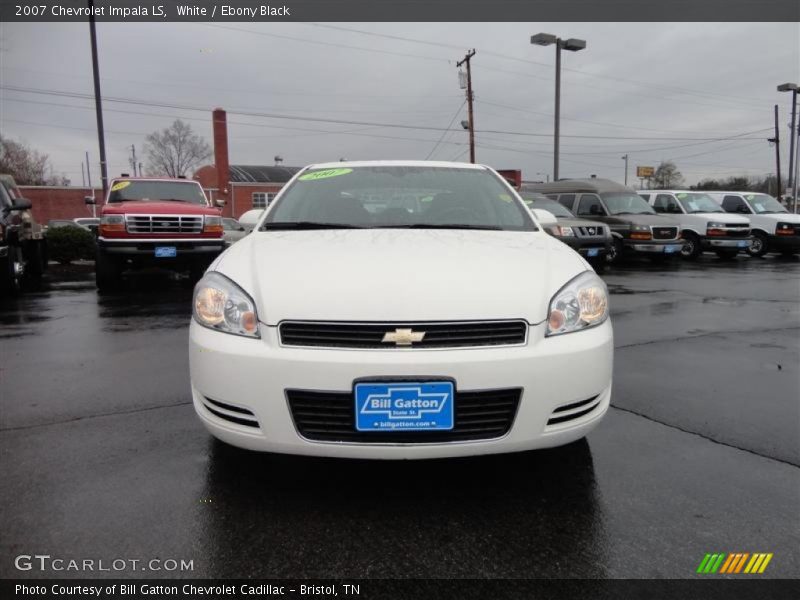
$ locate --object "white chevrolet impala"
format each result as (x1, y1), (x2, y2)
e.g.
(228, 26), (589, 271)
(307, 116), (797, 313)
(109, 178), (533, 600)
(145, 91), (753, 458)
(189, 161), (613, 458)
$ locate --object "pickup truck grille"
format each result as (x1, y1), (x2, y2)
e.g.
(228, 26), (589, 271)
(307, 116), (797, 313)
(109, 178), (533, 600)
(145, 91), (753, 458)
(125, 214), (203, 234)
(279, 320), (528, 349)
(287, 387), (521, 443)
(720, 224), (750, 238)
(651, 226), (679, 240)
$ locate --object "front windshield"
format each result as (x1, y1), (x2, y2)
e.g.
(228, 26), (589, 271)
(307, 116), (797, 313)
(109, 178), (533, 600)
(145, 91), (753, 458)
(519, 193), (574, 218)
(265, 166), (536, 231)
(601, 192), (656, 215)
(676, 192), (724, 213)
(107, 180), (208, 205)
(743, 193), (787, 214)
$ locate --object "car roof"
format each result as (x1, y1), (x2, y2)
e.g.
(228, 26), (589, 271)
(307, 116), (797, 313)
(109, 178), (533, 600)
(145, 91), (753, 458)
(304, 160), (488, 171)
(520, 178), (632, 194)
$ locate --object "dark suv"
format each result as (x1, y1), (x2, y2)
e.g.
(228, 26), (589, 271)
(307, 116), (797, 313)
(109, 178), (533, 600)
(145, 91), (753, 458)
(522, 179), (683, 263)
(0, 174), (46, 295)
(519, 191), (611, 264)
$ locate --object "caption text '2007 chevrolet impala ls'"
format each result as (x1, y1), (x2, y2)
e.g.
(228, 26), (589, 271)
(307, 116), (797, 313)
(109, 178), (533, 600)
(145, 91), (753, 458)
(188, 161), (613, 459)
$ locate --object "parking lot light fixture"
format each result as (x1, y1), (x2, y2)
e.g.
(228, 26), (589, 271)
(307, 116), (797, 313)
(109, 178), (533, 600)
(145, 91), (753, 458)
(531, 33), (587, 181)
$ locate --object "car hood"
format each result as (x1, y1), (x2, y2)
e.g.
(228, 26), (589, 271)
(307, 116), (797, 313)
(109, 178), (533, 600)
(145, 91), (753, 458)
(688, 212), (750, 224)
(753, 212), (800, 223)
(214, 229), (589, 325)
(102, 201), (218, 215)
(606, 213), (679, 226)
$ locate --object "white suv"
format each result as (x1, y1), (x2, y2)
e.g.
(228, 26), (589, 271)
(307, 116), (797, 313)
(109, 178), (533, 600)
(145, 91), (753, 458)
(638, 190), (751, 259)
(706, 192), (800, 257)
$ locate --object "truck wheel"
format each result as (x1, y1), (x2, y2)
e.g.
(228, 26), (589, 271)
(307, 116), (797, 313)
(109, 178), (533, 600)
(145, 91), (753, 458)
(606, 238), (623, 264)
(680, 232), (702, 259)
(715, 249), (739, 260)
(746, 232), (769, 258)
(95, 250), (122, 291)
(0, 246), (24, 296)
(22, 241), (45, 286)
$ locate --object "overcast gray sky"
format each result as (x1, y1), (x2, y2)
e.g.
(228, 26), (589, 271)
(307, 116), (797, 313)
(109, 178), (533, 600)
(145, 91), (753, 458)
(1, 22), (798, 187)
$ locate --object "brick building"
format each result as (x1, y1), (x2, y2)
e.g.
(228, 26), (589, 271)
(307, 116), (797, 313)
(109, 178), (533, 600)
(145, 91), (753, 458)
(20, 186), (100, 223)
(192, 108), (301, 219)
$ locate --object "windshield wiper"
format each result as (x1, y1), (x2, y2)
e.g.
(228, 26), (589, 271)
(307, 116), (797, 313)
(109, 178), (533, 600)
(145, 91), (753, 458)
(689, 210), (721, 214)
(371, 223), (503, 230)
(261, 221), (367, 230)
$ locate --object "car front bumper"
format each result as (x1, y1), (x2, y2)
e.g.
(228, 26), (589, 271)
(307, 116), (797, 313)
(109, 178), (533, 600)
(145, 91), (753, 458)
(700, 236), (752, 249)
(625, 240), (684, 253)
(188, 319), (614, 459)
(768, 234), (800, 252)
(98, 237), (225, 256)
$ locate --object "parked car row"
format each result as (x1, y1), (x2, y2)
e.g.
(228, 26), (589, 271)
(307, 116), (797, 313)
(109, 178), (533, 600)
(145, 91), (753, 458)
(0, 174), (46, 295)
(520, 178), (800, 262)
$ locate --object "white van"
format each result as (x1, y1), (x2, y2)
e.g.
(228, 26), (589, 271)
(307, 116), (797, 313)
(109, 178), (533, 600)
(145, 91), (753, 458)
(638, 190), (751, 259)
(706, 192), (800, 257)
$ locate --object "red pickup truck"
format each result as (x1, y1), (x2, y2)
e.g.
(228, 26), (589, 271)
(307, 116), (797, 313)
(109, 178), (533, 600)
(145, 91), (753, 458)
(87, 177), (225, 290)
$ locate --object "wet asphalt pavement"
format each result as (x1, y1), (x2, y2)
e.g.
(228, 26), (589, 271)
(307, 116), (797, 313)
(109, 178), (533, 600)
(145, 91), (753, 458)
(1, 256), (798, 579)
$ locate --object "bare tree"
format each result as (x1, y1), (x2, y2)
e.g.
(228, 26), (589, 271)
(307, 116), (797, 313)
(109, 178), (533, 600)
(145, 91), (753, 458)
(0, 135), (67, 185)
(144, 120), (212, 178)
(652, 161), (684, 189)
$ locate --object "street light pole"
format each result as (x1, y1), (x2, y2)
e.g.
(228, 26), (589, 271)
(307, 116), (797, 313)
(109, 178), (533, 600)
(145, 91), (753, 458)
(621, 154), (629, 186)
(778, 83), (798, 192)
(531, 33), (586, 182)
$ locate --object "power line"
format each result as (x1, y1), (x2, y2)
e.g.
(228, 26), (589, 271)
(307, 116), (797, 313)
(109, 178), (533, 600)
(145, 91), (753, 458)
(425, 99), (466, 159)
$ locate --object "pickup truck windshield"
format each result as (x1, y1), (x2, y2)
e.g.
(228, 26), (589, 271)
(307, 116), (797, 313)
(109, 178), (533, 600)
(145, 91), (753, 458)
(107, 180), (208, 205)
(678, 193), (724, 213)
(265, 166), (536, 231)
(601, 193), (656, 215)
(743, 194), (787, 214)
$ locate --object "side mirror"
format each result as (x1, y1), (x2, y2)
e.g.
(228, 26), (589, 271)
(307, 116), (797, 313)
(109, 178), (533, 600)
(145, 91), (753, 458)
(214, 199), (226, 208)
(238, 208), (266, 231)
(532, 208), (558, 227)
(11, 198), (32, 211)
(84, 196), (96, 205)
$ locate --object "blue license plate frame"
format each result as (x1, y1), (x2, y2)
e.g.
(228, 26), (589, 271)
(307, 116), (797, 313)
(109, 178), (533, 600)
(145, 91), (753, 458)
(354, 381), (454, 432)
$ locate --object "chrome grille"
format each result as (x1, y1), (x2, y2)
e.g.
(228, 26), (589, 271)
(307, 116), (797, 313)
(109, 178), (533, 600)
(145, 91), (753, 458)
(125, 214), (203, 234)
(651, 226), (679, 240)
(279, 320), (528, 349)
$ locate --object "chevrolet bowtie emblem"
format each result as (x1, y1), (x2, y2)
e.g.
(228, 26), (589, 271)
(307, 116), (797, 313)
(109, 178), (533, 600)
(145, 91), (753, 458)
(382, 328), (426, 346)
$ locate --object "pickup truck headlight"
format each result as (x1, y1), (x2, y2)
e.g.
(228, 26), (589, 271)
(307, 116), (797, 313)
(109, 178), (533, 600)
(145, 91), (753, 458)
(546, 271), (609, 337)
(629, 224), (651, 240)
(193, 272), (260, 338)
(204, 215), (223, 234)
(776, 222), (795, 236)
(99, 214), (125, 235)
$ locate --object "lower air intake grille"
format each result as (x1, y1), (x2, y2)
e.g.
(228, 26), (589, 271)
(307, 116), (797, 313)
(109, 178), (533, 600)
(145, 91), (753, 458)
(279, 320), (528, 349)
(201, 397), (259, 428)
(547, 395), (601, 426)
(287, 388), (521, 443)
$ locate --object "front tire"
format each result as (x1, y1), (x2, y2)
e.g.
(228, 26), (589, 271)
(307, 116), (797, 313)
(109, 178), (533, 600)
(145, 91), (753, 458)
(22, 241), (44, 287)
(747, 231), (769, 257)
(95, 250), (122, 291)
(680, 232), (702, 259)
(606, 238), (623, 264)
(0, 246), (23, 296)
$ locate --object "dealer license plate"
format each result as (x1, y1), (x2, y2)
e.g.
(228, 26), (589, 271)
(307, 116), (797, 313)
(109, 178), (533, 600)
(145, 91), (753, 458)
(355, 381), (454, 432)
(154, 246), (177, 258)
(587, 248), (599, 257)
(664, 244), (682, 254)
(738, 240), (748, 248)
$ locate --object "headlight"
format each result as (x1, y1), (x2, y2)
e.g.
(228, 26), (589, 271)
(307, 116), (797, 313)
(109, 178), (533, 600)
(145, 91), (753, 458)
(204, 215), (223, 234)
(550, 225), (574, 236)
(707, 221), (727, 228)
(776, 222), (794, 235)
(193, 272), (260, 338)
(546, 271), (609, 337)
(100, 215), (124, 225)
(99, 214), (125, 235)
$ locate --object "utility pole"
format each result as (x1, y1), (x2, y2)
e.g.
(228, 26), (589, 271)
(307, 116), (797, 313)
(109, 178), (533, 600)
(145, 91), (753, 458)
(81, 161), (86, 187)
(130, 144), (138, 176)
(88, 1), (108, 197)
(457, 49), (476, 164)
(768, 105), (782, 197)
(86, 150), (95, 217)
(621, 154), (629, 186)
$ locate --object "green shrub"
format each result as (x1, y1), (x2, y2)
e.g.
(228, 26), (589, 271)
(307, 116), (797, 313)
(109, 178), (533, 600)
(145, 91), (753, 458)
(46, 225), (96, 264)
